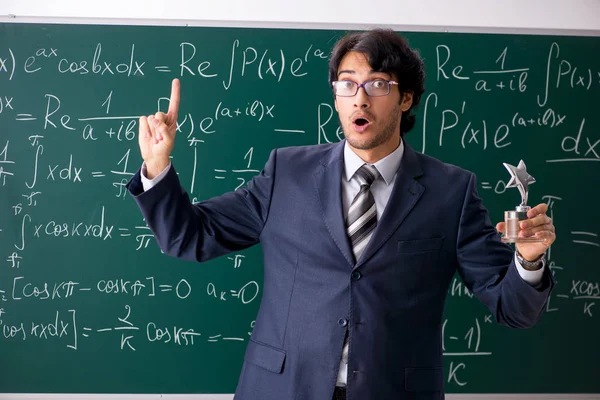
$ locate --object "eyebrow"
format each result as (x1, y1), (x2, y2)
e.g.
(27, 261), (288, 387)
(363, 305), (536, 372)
(337, 69), (390, 78)
(337, 69), (359, 76)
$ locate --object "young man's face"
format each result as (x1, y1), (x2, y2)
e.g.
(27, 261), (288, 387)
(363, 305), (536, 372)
(334, 51), (413, 161)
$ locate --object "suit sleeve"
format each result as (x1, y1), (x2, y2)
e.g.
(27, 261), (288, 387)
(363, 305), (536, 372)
(455, 173), (555, 329)
(126, 149), (277, 262)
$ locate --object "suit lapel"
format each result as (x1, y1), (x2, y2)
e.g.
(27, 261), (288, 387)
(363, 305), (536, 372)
(355, 141), (425, 269)
(314, 141), (355, 267)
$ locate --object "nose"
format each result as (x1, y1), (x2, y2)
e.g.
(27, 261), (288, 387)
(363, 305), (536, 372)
(353, 86), (370, 109)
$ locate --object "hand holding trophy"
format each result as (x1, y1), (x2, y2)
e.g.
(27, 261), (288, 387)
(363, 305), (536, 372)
(500, 160), (545, 243)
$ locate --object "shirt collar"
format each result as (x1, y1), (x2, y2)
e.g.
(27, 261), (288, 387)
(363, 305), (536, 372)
(343, 139), (404, 186)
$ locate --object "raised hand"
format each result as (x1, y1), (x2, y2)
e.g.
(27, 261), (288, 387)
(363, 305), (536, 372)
(138, 78), (180, 178)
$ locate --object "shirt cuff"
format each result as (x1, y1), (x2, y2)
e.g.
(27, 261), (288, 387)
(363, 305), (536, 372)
(514, 252), (545, 286)
(141, 162), (172, 192)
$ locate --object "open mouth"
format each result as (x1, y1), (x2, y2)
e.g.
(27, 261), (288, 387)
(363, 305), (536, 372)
(354, 118), (370, 126)
(352, 115), (372, 132)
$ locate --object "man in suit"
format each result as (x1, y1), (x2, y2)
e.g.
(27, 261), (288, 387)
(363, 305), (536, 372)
(128, 29), (555, 400)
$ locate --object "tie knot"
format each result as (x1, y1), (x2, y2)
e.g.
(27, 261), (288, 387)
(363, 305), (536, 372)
(355, 164), (380, 187)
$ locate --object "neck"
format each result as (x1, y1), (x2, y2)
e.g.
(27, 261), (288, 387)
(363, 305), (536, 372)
(348, 137), (401, 164)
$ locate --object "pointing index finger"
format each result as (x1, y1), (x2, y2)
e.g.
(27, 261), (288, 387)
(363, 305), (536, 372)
(168, 78), (180, 121)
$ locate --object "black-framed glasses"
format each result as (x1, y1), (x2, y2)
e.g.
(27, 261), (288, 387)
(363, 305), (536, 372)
(331, 79), (399, 97)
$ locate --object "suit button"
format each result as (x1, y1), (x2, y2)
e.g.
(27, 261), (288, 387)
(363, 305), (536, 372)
(351, 271), (362, 281)
(338, 318), (348, 327)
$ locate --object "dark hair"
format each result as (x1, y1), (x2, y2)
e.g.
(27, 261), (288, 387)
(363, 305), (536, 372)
(329, 29), (426, 136)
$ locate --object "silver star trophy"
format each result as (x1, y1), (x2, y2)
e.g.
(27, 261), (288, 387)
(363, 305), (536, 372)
(501, 160), (544, 243)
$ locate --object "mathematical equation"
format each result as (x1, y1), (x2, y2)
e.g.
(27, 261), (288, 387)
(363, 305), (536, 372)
(0, 41), (329, 87)
(0, 305), (255, 351)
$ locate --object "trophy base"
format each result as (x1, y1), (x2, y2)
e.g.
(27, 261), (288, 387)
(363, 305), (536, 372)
(501, 236), (545, 243)
(502, 208), (544, 244)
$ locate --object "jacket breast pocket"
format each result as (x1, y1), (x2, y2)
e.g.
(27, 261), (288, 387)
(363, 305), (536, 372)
(397, 237), (445, 254)
(244, 338), (286, 374)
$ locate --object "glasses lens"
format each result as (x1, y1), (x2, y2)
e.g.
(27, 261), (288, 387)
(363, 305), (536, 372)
(365, 80), (389, 96)
(334, 81), (357, 96)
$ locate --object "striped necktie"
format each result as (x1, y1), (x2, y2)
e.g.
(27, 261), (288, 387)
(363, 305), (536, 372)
(346, 164), (380, 261)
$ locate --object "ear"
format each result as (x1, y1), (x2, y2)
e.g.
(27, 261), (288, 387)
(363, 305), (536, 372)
(400, 92), (413, 112)
(334, 97), (339, 112)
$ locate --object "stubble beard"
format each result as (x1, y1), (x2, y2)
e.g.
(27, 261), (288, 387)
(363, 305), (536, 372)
(341, 105), (402, 150)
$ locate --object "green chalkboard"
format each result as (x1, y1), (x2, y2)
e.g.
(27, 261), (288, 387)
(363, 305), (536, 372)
(0, 22), (599, 394)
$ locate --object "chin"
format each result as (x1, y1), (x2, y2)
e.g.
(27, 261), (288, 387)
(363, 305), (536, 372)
(345, 136), (379, 151)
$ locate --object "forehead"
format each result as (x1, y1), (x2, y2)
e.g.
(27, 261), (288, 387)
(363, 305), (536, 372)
(337, 51), (371, 74)
(337, 51), (390, 78)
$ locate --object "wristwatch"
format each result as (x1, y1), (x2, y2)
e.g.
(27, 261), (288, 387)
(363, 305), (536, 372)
(516, 251), (545, 271)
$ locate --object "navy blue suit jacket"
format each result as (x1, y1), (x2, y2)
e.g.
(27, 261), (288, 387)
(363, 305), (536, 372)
(127, 140), (554, 400)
